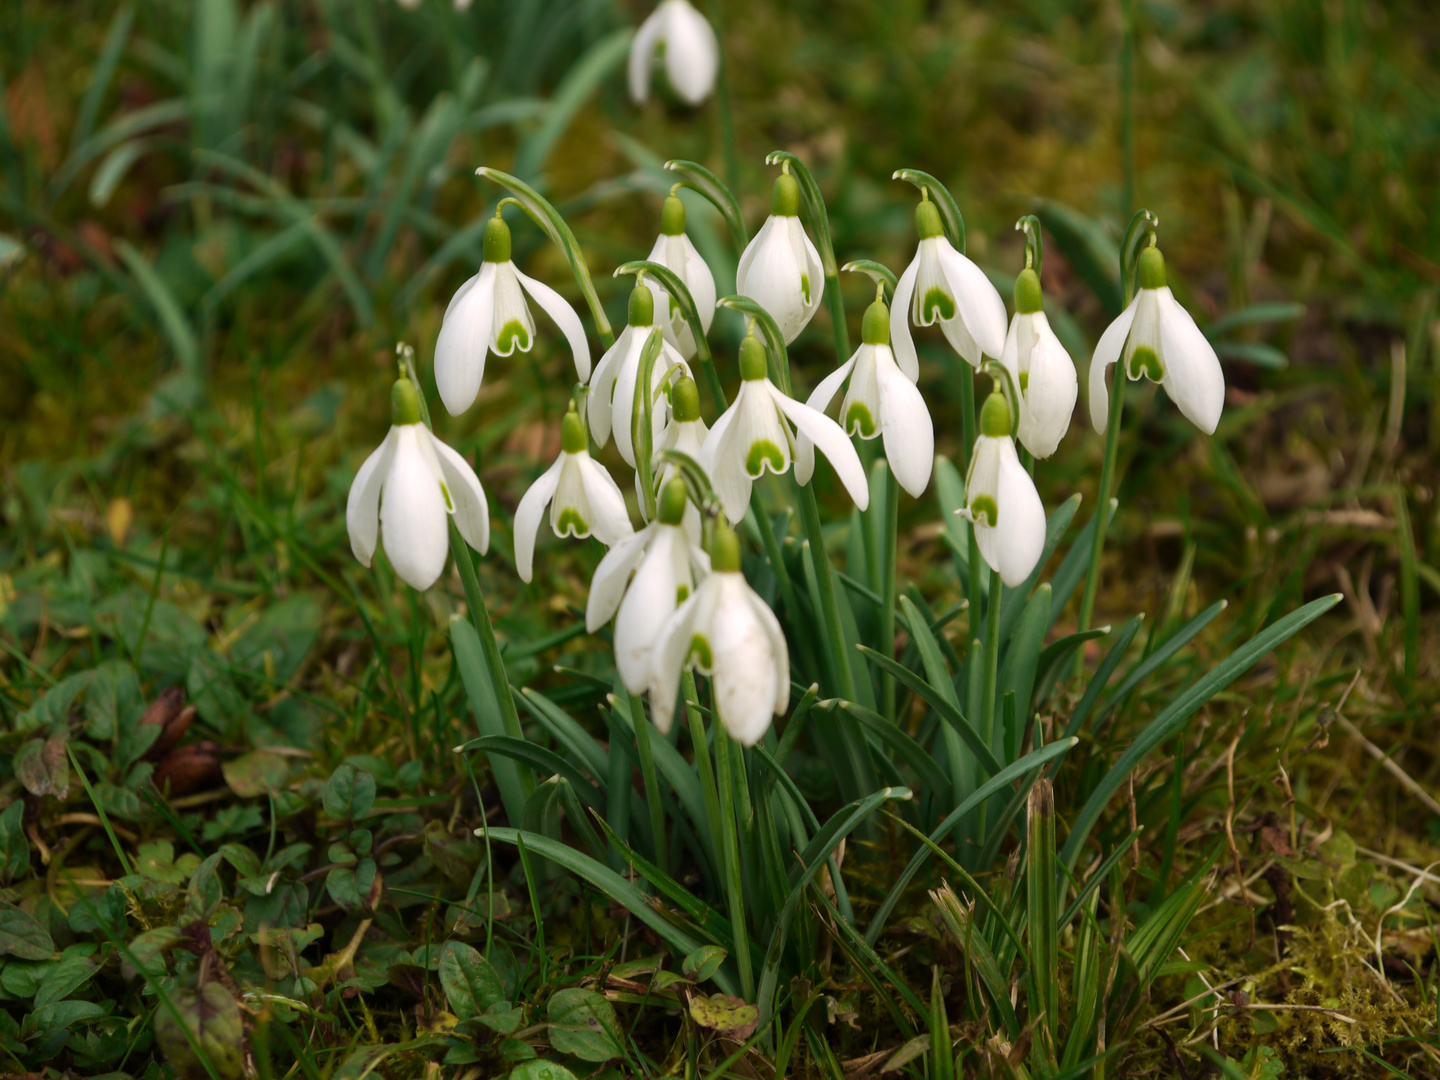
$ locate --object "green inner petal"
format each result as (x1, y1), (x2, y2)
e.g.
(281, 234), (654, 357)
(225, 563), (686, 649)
(845, 401), (877, 438)
(746, 439), (786, 477)
(922, 287), (956, 323)
(496, 320), (531, 353)
(676, 584), (690, 604)
(438, 481), (454, 513)
(688, 633), (713, 670)
(970, 494), (998, 528)
(1018, 371), (1029, 393)
(800, 273), (811, 305)
(555, 507), (588, 537)
(1127, 345), (1163, 382)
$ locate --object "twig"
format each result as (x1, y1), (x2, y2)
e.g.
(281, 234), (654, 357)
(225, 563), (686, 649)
(1222, 729), (1255, 947)
(1333, 712), (1440, 818)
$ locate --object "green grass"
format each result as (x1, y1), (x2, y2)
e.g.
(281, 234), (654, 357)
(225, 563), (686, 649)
(2, 0), (1440, 1077)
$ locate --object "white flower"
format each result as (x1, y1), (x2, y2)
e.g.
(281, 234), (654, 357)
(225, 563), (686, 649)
(959, 393), (1046, 588)
(628, 0), (719, 107)
(513, 406), (634, 583)
(735, 172), (824, 344)
(1089, 245), (1224, 435)
(648, 523), (788, 746)
(998, 268), (1077, 459)
(643, 195), (716, 360)
(892, 197), (1007, 375)
(587, 480), (710, 694)
(346, 379), (489, 591)
(649, 375), (709, 543)
(796, 296), (935, 498)
(701, 335), (870, 523)
(435, 214), (591, 416)
(588, 287), (690, 468)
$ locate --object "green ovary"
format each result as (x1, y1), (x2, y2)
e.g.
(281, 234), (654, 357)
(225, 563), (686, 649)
(746, 439), (785, 477)
(845, 402), (877, 437)
(1127, 345), (1163, 381)
(970, 494), (998, 528)
(922, 287), (955, 323)
(555, 507), (589, 537)
(688, 634), (713, 669)
(496, 320), (530, 353)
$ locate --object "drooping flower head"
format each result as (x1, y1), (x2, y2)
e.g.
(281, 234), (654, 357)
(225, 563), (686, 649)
(892, 195), (1007, 374)
(701, 334), (870, 523)
(798, 293), (935, 498)
(346, 378), (490, 591)
(736, 170), (824, 344)
(960, 392), (1046, 588)
(435, 212), (591, 416)
(644, 195), (717, 361)
(589, 285), (690, 467)
(648, 517), (788, 746)
(1000, 267), (1077, 460)
(513, 404), (634, 583)
(628, 0), (719, 107)
(1089, 244), (1224, 435)
(653, 374), (708, 543)
(587, 479), (710, 694)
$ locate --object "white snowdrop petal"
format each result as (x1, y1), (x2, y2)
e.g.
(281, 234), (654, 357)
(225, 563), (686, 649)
(795, 354), (856, 486)
(991, 440), (1047, 587)
(737, 217), (810, 343)
(515, 267), (591, 382)
(1088, 297), (1139, 433)
(1157, 288), (1225, 435)
(648, 591), (702, 736)
(938, 243), (1008, 361)
(512, 458), (563, 583)
(789, 217), (826, 326)
(346, 428), (399, 568)
(772, 388), (870, 511)
(677, 234), (717, 332)
(577, 455), (635, 545)
(615, 527), (690, 694)
(661, 0), (719, 106)
(489, 264), (535, 357)
(890, 255), (922, 382)
(435, 265), (496, 416)
(586, 525), (653, 633)
(380, 427), (451, 590)
(876, 352), (934, 497)
(746, 586), (791, 718)
(428, 433), (491, 556)
(709, 576), (782, 745)
(627, 5), (666, 103)
(1018, 315), (1078, 460)
(588, 326), (637, 448)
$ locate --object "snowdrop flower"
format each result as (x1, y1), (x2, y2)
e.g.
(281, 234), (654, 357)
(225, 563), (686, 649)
(701, 335), (870, 523)
(346, 379), (489, 591)
(998, 267), (1077, 459)
(892, 195), (1007, 375)
(959, 393), (1046, 588)
(735, 171), (824, 344)
(628, 0), (719, 107)
(643, 195), (716, 360)
(587, 480), (710, 694)
(651, 375), (708, 542)
(589, 285), (690, 467)
(649, 520), (788, 746)
(1089, 244), (1224, 435)
(435, 212), (591, 416)
(513, 405), (634, 583)
(797, 295), (934, 497)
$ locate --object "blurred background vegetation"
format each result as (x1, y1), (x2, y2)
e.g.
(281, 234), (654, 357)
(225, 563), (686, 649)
(2, 0), (1439, 1076)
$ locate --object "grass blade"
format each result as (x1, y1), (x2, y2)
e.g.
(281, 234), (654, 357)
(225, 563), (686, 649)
(114, 239), (200, 376)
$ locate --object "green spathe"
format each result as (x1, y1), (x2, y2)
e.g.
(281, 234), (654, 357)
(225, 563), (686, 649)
(483, 215), (512, 264)
(661, 194), (686, 236)
(659, 478), (688, 525)
(391, 379), (422, 426)
(709, 520), (741, 572)
(1014, 267), (1043, 314)
(739, 335), (768, 381)
(915, 198), (945, 241)
(980, 392), (1011, 437)
(771, 172), (800, 217)
(1136, 245), (1167, 291)
(561, 407), (587, 453)
(672, 376), (701, 422)
(861, 299), (890, 346)
(628, 285), (654, 327)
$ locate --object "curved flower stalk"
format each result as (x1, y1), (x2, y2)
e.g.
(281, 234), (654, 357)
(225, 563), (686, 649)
(644, 195), (717, 360)
(587, 480), (710, 694)
(701, 334), (870, 523)
(1089, 244), (1224, 435)
(514, 405), (634, 583)
(628, 0), (719, 107)
(649, 519), (788, 746)
(435, 212), (592, 416)
(892, 195), (1007, 375)
(346, 378), (489, 591)
(999, 266), (1077, 459)
(652, 375), (709, 543)
(589, 286), (690, 467)
(735, 170), (824, 344)
(796, 293), (934, 498)
(959, 392), (1046, 588)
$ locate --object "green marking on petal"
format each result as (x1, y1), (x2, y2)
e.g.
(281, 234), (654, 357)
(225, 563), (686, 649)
(845, 401), (877, 438)
(676, 584), (690, 604)
(970, 494), (998, 528)
(688, 633), (713, 669)
(496, 320), (530, 353)
(745, 439), (785, 477)
(1018, 371), (1029, 393)
(800, 273), (811, 305)
(922, 286), (956, 323)
(439, 481), (454, 512)
(556, 507), (588, 537)
(1127, 345), (1163, 382)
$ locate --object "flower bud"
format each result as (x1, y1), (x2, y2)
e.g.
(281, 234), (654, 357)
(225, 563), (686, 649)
(771, 173), (800, 218)
(980, 392), (1012, 437)
(482, 215), (512, 264)
(709, 518), (741, 572)
(671, 375), (701, 422)
(1136, 245), (1167, 291)
(660, 194), (687, 236)
(1014, 268), (1043, 315)
(659, 478), (688, 525)
(391, 378), (422, 426)
(561, 405), (588, 453)
(628, 284), (654, 327)
(915, 198), (945, 241)
(861, 299), (890, 346)
(738, 334), (768, 381)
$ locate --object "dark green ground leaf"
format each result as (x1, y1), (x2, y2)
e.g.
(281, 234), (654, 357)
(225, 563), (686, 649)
(0, 803), (30, 883)
(324, 764), (377, 822)
(682, 944), (728, 982)
(15, 735), (70, 799)
(546, 987), (622, 1062)
(439, 941), (504, 1019)
(0, 900), (56, 959)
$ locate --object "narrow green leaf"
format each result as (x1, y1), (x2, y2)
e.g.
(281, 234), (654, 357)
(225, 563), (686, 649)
(458, 735), (601, 810)
(716, 294), (790, 393)
(114, 240), (200, 375)
(1059, 615), (1143, 745)
(451, 619), (529, 826)
(517, 686), (608, 783)
(1031, 198), (1122, 316)
(826, 701), (951, 799)
(513, 29), (631, 182)
(1025, 780), (1059, 1071)
(1206, 301), (1305, 338)
(1095, 599), (1227, 731)
(998, 584), (1050, 736)
(841, 259), (897, 301)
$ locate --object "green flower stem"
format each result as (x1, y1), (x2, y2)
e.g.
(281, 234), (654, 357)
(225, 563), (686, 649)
(1075, 367), (1125, 675)
(751, 491), (822, 684)
(1121, 0), (1138, 215)
(982, 566), (1003, 755)
(958, 369), (985, 654)
(824, 274), (850, 371)
(705, 0), (741, 197)
(628, 690), (667, 877)
(881, 467), (900, 723)
(715, 727), (755, 1001)
(683, 671), (724, 868)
